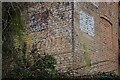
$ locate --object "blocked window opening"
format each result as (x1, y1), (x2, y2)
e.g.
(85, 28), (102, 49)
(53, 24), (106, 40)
(100, 17), (112, 49)
(80, 11), (95, 36)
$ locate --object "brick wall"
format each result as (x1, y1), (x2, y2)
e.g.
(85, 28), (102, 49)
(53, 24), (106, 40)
(23, 2), (119, 76)
(74, 2), (118, 75)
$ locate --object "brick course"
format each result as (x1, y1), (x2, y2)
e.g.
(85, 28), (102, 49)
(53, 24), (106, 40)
(24, 2), (119, 76)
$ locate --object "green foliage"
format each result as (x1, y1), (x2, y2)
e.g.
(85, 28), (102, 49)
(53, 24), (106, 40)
(2, 2), (58, 78)
(3, 37), (58, 78)
(2, 2), (28, 77)
(42, 54), (57, 69)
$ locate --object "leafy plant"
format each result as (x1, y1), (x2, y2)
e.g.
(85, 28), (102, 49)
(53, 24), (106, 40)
(2, 2), (58, 78)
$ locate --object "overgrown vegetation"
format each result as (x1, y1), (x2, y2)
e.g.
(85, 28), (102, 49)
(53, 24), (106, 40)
(77, 72), (119, 80)
(2, 2), (27, 77)
(5, 50), (58, 78)
(2, 2), (120, 80)
(2, 2), (58, 78)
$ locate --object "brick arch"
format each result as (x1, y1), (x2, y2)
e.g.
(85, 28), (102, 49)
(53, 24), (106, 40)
(100, 16), (112, 26)
(100, 16), (113, 52)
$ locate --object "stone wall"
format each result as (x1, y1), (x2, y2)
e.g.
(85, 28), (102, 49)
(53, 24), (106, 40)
(23, 2), (119, 76)
(24, 2), (73, 73)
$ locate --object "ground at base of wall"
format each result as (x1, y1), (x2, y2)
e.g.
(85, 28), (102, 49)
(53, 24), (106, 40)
(2, 72), (120, 80)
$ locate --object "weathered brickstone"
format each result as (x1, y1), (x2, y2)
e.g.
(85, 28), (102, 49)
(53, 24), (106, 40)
(74, 2), (118, 75)
(23, 2), (119, 76)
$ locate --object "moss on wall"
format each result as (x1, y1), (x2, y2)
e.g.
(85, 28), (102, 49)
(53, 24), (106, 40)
(82, 44), (91, 73)
(77, 34), (91, 73)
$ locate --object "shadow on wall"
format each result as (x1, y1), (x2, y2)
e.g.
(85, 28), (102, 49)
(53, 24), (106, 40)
(118, 1), (120, 76)
(119, 53), (120, 75)
(119, 32), (120, 75)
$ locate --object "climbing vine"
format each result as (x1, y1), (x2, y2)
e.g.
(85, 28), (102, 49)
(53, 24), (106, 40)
(2, 2), (57, 78)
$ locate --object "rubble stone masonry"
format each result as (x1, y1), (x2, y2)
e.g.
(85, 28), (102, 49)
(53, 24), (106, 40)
(23, 2), (119, 76)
